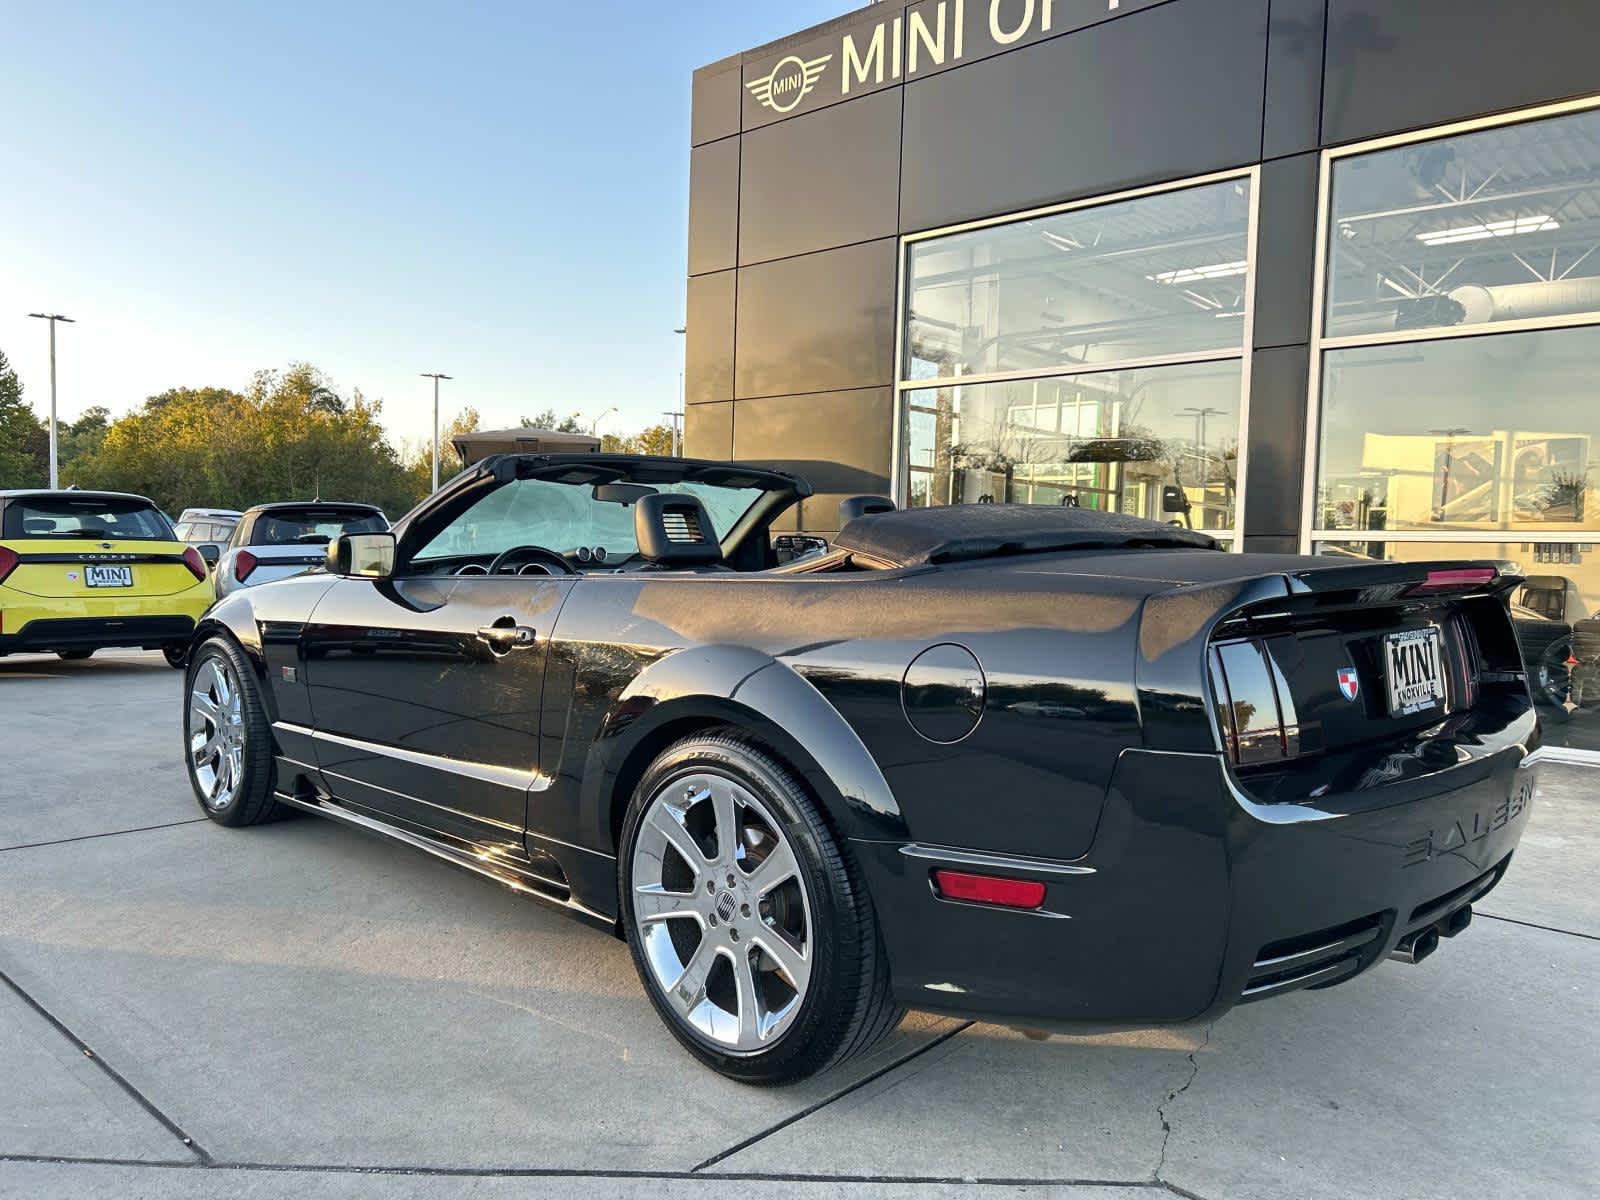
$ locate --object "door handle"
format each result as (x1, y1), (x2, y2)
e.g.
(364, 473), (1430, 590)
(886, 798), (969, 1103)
(477, 623), (536, 653)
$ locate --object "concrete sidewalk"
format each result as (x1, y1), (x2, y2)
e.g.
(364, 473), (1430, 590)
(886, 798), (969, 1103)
(1, 651), (1594, 1198)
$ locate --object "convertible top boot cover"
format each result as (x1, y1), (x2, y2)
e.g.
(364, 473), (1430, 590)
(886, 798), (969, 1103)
(833, 505), (1218, 567)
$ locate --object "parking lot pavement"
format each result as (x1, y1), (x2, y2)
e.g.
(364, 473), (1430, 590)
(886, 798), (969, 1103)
(1, 651), (1596, 1198)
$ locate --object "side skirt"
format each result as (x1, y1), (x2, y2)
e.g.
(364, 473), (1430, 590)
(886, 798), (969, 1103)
(273, 790), (617, 934)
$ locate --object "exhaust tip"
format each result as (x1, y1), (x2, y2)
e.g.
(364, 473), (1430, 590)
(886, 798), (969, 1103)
(1441, 905), (1473, 938)
(1389, 926), (1441, 964)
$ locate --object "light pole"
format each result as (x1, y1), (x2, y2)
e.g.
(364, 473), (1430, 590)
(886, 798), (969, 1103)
(28, 312), (75, 488)
(420, 373), (452, 492)
(588, 406), (618, 436)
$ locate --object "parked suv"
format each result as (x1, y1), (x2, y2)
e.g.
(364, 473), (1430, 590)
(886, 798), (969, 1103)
(215, 502), (387, 597)
(173, 507), (243, 569)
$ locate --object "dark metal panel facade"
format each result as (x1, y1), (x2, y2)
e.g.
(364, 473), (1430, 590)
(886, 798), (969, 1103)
(731, 388), (895, 533)
(1323, 0), (1600, 146)
(1262, 0), (1327, 160)
(1242, 345), (1311, 541)
(684, 270), (735, 405)
(733, 238), (897, 400)
(687, 137), (739, 277)
(738, 87), (902, 267)
(691, 59), (741, 147)
(683, 400), (732, 461)
(898, 0), (1269, 234)
(1251, 152), (1320, 350)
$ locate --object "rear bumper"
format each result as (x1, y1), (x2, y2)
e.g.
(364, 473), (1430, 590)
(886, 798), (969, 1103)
(0, 614), (198, 653)
(861, 725), (1536, 1028)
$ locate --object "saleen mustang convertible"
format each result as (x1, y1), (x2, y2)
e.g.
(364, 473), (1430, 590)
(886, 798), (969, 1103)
(180, 454), (1538, 1082)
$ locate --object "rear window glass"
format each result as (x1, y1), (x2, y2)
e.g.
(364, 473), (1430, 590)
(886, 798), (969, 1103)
(252, 508), (387, 546)
(4, 497), (173, 541)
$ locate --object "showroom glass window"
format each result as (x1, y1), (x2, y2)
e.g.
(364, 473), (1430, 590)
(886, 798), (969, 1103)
(898, 174), (1256, 540)
(1309, 101), (1600, 757)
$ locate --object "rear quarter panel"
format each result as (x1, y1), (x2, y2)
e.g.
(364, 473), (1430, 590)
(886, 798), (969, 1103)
(543, 563), (1154, 863)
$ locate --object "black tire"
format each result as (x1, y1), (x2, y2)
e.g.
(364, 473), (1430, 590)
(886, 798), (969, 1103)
(618, 730), (903, 1084)
(162, 644), (188, 669)
(183, 636), (284, 826)
(56, 649), (94, 661)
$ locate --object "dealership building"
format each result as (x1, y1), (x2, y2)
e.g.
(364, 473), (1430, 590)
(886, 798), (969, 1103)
(681, 0), (1600, 758)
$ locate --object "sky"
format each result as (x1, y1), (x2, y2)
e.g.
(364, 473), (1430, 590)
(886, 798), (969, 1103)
(0, 0), (856, 452)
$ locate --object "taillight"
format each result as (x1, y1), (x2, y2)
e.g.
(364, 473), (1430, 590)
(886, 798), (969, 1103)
(931, 869), (1046, 910)
(234, 550), (257, 582)
(182, 545), (208, 581)
(1210, 638), (1301, 765)
(1405, 567), (1497, 597)
(0, 544), (17, 585)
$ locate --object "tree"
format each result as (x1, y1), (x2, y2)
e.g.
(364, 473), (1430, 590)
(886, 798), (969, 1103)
(0, 349), (48, 488)
(402, 406), (480, 497)
(601, 423), (675, 457)
(58, 406), (110, 472)
(520, 407), (587, 434)
(65, 364), (422, 516)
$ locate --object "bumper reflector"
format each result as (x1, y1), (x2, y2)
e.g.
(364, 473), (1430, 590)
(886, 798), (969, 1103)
(931, 869), (1045, 910)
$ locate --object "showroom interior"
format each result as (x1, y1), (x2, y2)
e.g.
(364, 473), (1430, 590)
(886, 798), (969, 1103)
(681, 0), (1600, 758)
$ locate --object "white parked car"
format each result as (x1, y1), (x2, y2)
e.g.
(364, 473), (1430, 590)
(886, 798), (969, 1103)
(214, 502), (388, 598)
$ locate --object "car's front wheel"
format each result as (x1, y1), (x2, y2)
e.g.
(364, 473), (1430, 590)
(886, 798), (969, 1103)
(619, 731), (902, 1084)
(184, 637), (282, 826)
(56, 649), (93, 661)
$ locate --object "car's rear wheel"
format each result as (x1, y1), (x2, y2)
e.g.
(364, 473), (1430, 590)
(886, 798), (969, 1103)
(56, 649), (93, 661)
(184, 637), (282, 826)
(162, 644), (188, 669)
(619, 731), (902, 1083)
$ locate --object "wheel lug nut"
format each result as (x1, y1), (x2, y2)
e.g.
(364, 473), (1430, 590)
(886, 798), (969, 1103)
(726, 873), (735, 887)
(708, 913), (718, 927)
(729, 928), (739, 941)
(706, 880), (715, 894)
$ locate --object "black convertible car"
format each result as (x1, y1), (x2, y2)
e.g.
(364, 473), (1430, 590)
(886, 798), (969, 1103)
(181, 454), (1538, 1082)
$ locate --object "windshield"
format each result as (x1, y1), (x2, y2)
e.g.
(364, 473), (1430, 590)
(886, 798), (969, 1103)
(253, 508), (387, 546)
(3, 497), (174, 541)
(414, 477), (764, 563)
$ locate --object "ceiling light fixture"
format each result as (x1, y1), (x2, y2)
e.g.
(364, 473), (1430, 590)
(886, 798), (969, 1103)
(1416, 214), (1559, 246)
(1147, 260), (1248, 285)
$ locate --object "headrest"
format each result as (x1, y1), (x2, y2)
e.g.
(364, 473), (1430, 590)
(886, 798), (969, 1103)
(634, 492), (723, 567)
(837, 495), (896, 526)
(22, 518), (56, 534)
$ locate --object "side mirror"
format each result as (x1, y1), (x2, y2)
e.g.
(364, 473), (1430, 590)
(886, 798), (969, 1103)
(199, 543), (221, 566)
(1161, 485), (1191, 514)
(327, 531), (396, 578)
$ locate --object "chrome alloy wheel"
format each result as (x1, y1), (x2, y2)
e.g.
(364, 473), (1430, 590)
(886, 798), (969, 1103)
(189, 657), (245, 810)
(630, 771), (813, 1053)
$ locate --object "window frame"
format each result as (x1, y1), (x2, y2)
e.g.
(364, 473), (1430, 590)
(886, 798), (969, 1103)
(1300, 94), (1600, 554)
(891, 166), (1262, 550)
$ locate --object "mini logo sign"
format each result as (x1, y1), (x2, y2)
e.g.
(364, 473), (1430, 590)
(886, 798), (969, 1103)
(746, 53), (831, 113)
(1337, 667), (1360, 702)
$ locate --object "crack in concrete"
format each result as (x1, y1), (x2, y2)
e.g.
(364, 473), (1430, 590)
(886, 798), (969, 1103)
(1153, 1024), (1211, 1186)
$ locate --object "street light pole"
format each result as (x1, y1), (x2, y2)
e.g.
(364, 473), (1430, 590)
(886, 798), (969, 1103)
(28, 312), (75, 489)
(420, 373), (452, 492)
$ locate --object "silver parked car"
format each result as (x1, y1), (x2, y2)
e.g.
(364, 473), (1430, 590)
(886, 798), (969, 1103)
(215, 502), (388, 598)
(173, 507), (243, 570)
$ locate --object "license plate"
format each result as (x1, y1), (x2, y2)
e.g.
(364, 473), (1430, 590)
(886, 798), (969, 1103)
(1385, 627), (1445, 716)
(85, 565), (133, 588)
